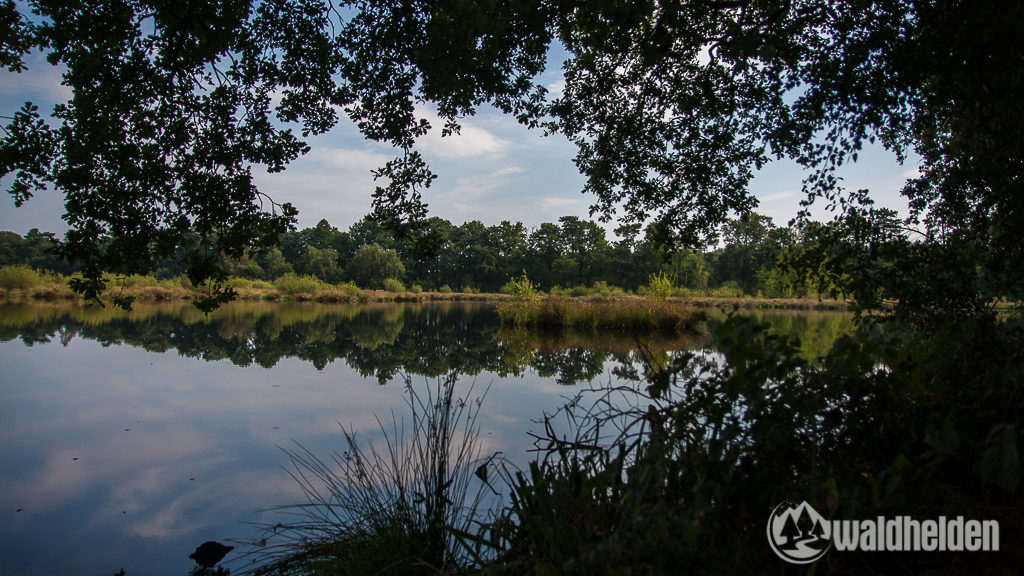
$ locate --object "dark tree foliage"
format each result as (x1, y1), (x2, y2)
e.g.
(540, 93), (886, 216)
(553, 0), (1023, 312)
(0, 0), (548, 305)
(4, 0), (1020, 312)
(0, 227), (76, 273)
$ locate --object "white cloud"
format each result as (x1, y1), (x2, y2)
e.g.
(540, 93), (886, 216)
(443, 165), (525, 203)
(539, 197), (582, 213)
(758, 190), (798, 203)
(453, 202), (478, 215)
(697, 43), (714, 66)
(253, 146), (392, 228)
(491, 166), (524, 177)
(305, 147), (391, 172)
(416, 106), (511, 159)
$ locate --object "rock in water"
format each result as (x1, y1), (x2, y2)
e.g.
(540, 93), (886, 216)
(189, 541), (234, 567)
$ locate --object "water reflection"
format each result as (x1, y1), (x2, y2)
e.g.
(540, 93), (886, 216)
(0, 301), (853, 575)
(0, 301), (854, 386)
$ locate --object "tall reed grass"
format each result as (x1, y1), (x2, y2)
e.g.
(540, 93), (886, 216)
(245, 374), (499, 575)
(497, 295), (699, 333)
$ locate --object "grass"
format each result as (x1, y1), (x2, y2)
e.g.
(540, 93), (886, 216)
(682, 295), (852, 311)
(497, 295), (701, 333)
(246, 374), (499, 575)
(0, 266), (486, 305)
(545, 282), (628, 298)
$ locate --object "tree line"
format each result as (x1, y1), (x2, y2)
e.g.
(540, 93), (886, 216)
(0, 212), (839, 298)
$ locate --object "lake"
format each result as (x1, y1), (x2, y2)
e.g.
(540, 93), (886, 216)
(0, 301), (853, 575)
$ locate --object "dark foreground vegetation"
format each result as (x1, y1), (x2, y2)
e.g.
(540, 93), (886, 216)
(238, 308), (1022, 575)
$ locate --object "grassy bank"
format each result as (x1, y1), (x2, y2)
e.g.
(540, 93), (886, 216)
(0, 265), (864, 311)
(0, 266), (507, 305)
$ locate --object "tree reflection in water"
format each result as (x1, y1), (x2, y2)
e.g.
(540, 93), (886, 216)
(0, 301), (854, 387)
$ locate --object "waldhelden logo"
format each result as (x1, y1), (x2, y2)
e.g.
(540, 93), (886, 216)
(767, 501), (1001, 564)
(766, 501), (832, 564)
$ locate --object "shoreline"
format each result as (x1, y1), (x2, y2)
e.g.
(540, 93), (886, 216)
(0, 282), (856, 311)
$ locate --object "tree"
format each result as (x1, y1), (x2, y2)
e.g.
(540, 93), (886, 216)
(306, 219), (342, 252)
(0, 231), (21, 265)
(256, 247), (293, 280)
(345, 243), (404, 289)
(526, 222), (563, 289)
(490, 220), (529, 285)
(710, 213), (791, 295)
(302, 245), (342, 283)
(674, 249), (709, 291)
(558, 216), (608, 286)
(0, 0), (551, 304)
(403, 216), (454, 289)
(222, 250), (264, 279)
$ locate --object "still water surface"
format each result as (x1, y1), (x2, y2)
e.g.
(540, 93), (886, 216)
(0, 301), (852, 575)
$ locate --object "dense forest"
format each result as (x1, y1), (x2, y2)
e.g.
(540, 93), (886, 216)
(0, 210), (841, 298)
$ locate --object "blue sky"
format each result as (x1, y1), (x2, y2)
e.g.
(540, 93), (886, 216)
(1, 48), (919, 239)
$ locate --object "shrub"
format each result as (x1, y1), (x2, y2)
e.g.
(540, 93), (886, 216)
(383, 278), (406, 293)
(230, 277), (278, 299)
(568, 285), (591, 297)
(439, 285), (452, 293)
(648, 271), (674, 300)
(671, 286), (693, 298)
(590, 281), (626, 298)
(118, 274), (161, 287)
(502, 272), (539, 301)
(336, 281), (361, 299)
(228, 276), (256, 289)
(274, 273), (328, 294)
(708, 282), (745, 298)
(0, 265), (47, 290)
(499, 273), (543, 325)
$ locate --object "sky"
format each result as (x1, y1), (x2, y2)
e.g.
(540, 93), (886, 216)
(0, 46), (919, 240)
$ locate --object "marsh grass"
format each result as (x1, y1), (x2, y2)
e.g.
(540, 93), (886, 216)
(244, 374), (500, 575)
(547, 281), (628, 298)
(497, 295), (699, 333)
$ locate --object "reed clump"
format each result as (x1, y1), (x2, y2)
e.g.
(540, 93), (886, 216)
(497, 295), (699, 333)
(247, 374), (498, 576)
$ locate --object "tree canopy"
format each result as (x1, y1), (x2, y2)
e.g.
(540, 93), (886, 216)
(2, 0), (1021, 310)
